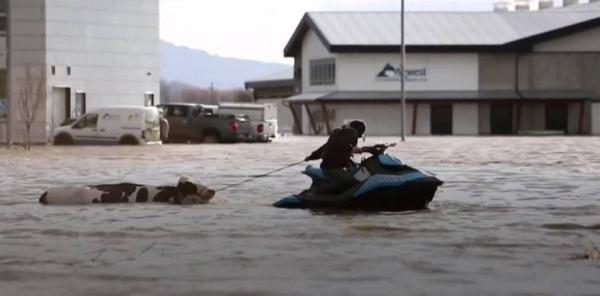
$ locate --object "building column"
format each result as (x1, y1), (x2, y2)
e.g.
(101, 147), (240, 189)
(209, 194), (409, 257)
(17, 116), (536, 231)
(320, 102), (332, 135)
(412, 102), (418, 135)
(304, 104), (318, 135)
(515, 101), (522, 134)
(578, 100), (585, 135)
(289, 103), (302, 135)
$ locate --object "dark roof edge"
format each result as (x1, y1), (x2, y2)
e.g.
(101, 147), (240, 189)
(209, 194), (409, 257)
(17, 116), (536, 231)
(245, 79), (295, 90)
(330, 44), (531, 53)
(284, 13), (332, 57)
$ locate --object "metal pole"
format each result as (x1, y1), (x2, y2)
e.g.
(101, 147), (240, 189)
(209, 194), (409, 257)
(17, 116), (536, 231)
(6, 0), (11, 148)
(401, 0), (406, 142)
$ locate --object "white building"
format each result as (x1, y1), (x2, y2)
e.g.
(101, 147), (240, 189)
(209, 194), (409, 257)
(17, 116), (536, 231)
(275, 3), (600, 136)
(0, 0), (160, 144)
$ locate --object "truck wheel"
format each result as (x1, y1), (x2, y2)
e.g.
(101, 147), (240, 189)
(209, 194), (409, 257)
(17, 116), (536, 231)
(201, 131), (221, 144)
(119, 135), (140, 145)
(53, 133), (74, 145)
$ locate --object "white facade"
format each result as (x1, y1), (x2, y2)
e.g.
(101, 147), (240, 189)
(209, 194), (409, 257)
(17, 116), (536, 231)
(5, 0), (160, 143)
(336, 53), (479, 92)
(297, 27), (482, 136)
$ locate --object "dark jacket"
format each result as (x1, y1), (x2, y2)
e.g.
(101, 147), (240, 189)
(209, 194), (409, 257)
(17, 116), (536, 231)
(306, 127), (358, 170)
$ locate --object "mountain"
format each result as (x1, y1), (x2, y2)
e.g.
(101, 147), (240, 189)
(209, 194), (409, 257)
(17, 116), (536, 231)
(160, 41), (291, 89)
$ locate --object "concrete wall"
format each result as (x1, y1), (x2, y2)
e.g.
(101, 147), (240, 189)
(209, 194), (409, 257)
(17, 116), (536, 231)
(535, 26), (600, 52)
(8, 0), (47, 143)
(479, 53), (516, 91)
(518, 103), (545, 131)
(415, 103), (430, 135)
(453, 103), (479, 135)
(44, 0), (160, 115)
(478, 103), (491, 135)
(336, 53), (479, 91)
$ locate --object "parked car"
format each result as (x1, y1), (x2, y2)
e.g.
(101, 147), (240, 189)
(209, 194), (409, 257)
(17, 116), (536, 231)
(157, 103), (252, 143)
(53, 106), (161, 145)
(218, 103), (277, 142)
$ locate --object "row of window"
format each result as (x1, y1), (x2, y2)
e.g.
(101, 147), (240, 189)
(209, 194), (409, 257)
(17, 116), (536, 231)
(430, 103), (570, 135)
(50, 65), (71, 76)
(309, 58), (336, 86)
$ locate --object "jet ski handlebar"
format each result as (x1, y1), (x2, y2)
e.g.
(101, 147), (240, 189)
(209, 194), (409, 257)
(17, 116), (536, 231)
(360, 143), (397, 156)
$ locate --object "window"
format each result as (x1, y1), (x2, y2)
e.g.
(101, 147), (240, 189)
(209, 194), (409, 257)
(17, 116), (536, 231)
(167, 106), (188, 118)
(67, 66), (71, 76)
(75, 92), (86, 118)
(73, 113), (98, 129)
(145, 93), (155, 106)
(51, 65), (56, 76)
(309, 58), (335, 86)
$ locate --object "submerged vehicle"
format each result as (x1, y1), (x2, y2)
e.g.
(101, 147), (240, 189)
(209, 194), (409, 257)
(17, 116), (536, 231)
(273, 144), (443, 211)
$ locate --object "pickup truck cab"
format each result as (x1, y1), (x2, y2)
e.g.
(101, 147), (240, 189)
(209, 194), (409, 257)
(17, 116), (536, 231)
(53, 106), (161, 145)
(158, 103), (252, 143)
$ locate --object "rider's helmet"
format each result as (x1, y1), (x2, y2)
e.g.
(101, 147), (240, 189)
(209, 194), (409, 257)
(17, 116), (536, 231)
(348, 120), (366, 138)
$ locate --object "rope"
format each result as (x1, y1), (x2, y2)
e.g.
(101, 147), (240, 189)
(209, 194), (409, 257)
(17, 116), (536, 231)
(216, 160), (305, 192)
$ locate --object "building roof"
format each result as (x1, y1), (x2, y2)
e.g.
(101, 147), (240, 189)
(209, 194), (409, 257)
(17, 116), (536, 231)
(284, 9), (600, 56)
(556, 2), (600, 11)
(245, 68), (294, 90)
(246, 68), (293, 83)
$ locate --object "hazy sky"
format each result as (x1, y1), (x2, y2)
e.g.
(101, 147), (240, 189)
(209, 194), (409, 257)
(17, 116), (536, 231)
(159, 0), (573, 64)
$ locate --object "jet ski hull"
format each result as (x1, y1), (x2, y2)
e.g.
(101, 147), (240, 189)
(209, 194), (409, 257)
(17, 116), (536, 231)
(274, 178), (442, 211)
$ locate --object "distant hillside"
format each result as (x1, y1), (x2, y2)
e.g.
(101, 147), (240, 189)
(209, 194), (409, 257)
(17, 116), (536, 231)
(160, 41), (291, 89)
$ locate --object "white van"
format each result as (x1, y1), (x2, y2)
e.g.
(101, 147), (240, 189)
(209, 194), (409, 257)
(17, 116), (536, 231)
(218, 103), (278, 142)
(53, 106), (161, 145)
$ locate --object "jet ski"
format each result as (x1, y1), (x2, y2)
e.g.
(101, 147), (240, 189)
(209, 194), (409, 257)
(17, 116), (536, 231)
(273, 144), (443, 211)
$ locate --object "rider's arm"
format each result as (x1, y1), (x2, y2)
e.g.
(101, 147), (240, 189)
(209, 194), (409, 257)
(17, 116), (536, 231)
(305, 143), (326, 161)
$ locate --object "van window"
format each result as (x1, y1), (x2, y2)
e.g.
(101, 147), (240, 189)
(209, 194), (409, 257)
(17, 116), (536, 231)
(167, 106), (188, 117)
(73, 113), (98, 129)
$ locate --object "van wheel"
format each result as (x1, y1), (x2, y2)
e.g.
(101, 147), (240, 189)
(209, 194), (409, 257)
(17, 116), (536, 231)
(201, 131), (221, 144)
(119, 135), (139, 145)
(53, 133), (74, 145)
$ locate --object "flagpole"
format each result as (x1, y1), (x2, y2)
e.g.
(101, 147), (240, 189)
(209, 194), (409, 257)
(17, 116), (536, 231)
(401, 0), (406, 142)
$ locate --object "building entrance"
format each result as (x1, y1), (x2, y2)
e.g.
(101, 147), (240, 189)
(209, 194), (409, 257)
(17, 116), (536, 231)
(431, 104), (452, 135)
(545, 103), (568, 133)
(51, 87), (71, 133)
(490, 103), (513, 135)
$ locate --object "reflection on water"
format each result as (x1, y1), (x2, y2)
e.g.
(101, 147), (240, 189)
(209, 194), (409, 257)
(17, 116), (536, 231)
(0, 136), (599, 296)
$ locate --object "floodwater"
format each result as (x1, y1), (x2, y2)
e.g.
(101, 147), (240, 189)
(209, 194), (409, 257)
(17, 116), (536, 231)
(0, 136), (599, 296)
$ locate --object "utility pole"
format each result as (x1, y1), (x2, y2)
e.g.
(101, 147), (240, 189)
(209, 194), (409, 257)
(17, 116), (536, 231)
(6, 0), (11, 148)
(401, 0), (406, 142)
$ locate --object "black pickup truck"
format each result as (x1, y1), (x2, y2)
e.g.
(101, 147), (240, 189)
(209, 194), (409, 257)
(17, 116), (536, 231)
(157, 103), (253, 143)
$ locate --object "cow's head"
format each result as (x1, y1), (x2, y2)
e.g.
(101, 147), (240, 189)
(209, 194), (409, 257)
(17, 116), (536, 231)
(175, 177), (216, 204)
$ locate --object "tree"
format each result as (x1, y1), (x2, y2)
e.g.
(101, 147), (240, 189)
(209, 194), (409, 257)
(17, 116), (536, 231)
(17, 66), (46, 150)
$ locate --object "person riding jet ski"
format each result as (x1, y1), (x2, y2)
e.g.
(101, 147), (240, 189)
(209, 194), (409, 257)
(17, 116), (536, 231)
(304, 120), (367, 193)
